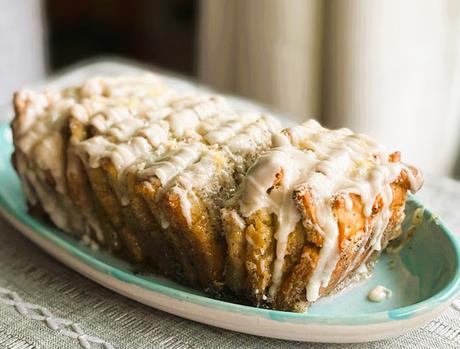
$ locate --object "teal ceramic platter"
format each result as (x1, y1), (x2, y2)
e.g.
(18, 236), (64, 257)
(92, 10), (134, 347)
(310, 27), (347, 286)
(1, 112), (459, 342)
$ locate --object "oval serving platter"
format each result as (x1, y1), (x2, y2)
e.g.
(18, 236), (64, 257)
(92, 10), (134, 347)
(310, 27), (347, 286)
(0, 120), (460, 343)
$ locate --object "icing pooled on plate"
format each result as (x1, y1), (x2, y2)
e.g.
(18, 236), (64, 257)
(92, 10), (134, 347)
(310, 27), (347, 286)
(368, 285), (392, 302)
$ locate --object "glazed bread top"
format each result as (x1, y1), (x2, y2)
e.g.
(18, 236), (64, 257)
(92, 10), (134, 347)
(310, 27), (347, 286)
(11, 74), (280, 232)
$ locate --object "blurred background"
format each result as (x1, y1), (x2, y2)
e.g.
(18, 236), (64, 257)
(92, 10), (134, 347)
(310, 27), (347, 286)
(1, 0), (460, 178)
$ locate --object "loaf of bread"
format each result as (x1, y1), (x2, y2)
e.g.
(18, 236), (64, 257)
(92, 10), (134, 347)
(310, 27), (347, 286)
(10, 74), (423, 312)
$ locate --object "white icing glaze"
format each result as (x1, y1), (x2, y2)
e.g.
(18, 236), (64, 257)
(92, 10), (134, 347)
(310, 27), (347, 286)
(80, 74), (164, 99)
(226, 118), (274, 153)
(174, 150), (220, 190)
(204, 112), (260, 145)
(74, 92), (234, 179)
(15, 95), (76, 195)
(91, 107), (132, 133)
(15, 76), (171, 174)
(110, 137), (153, 171)
(168, 96), (231, 137)
(24, 166), (70, 230)
(238, 120), (422, 302)
(137, 122), (170, 148)
(168, 150), (222, 226)
(196, 112), (240, 135)
(144, 106), (173, 121)
(368, 285), (392, 302)
(33, 131), (66, 193)
(168, 109), (200, 137)
(173, 186), (194, 226)
(141, 144), (202, 186)
(16, 121), (50, 155)
(14, 90), (50, 135)
(356, 262), (369, 275)
(230, 210), (247, 231)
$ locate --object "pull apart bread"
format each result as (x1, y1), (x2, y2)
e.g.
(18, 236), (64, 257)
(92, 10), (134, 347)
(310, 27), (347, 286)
(11, 74), (423, 312)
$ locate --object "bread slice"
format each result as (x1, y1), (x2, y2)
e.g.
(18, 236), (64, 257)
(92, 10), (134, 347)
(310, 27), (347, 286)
(222, 120), (423, 311)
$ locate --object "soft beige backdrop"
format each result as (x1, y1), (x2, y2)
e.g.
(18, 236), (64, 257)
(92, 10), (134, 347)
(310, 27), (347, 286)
(0, 0), (46, 102)
(199, 0), (324, 122)
(198, 0), (460, 176)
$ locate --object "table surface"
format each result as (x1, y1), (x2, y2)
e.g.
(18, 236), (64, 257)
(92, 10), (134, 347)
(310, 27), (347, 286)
(1, 59), (459, 349)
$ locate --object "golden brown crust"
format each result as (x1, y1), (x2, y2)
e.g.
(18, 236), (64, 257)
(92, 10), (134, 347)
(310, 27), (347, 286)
(244, 209), (276, 304)
(138, 178), (199, 286)
(275, 243), (319, 311)
(161, 189), (225, 290)
(221, 209), (247, 293)
(126, 175), (179, 276)
(273, 176), (410, 311)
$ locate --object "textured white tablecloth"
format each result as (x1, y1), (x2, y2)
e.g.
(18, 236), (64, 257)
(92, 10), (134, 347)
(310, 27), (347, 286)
(0, 59), (459, 349)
